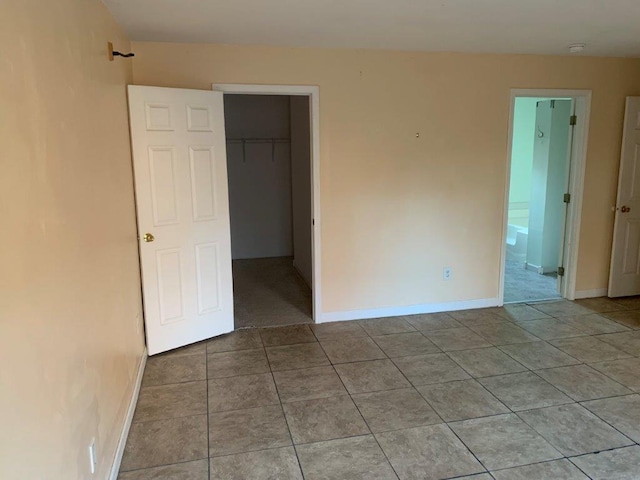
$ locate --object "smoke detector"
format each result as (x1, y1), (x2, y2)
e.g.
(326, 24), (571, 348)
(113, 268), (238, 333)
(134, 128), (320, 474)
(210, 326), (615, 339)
(568, 43), (586, 54)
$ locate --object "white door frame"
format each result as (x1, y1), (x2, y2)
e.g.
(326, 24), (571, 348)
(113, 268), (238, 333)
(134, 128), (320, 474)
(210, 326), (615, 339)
(499, 89), (592, 304)
(212, 83), (322, 321)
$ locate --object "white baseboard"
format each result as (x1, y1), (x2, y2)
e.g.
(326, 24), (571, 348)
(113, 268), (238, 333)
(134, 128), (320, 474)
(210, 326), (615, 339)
(109, 348), (147, 480)
(318, 297), (500, 323)
(574, 288), (608, 299)
(525, 263), (559, 275)
(525, 263), (542, 273)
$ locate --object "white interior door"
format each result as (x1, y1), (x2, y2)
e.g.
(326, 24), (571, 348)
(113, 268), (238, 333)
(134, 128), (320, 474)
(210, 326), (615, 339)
(609, 97), (640, 297)
(556, 99), (577, 295)
(527, 100), (571, 283)
(128, 85), (234, 355)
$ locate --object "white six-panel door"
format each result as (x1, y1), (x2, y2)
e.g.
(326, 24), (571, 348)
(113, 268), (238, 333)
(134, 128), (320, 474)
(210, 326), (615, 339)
(609, 97), (640, 297)
(128, 86), (234, 355)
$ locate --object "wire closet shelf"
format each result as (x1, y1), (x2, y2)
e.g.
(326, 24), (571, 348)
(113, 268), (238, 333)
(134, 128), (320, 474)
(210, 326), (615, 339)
(226, 137), (291, 162)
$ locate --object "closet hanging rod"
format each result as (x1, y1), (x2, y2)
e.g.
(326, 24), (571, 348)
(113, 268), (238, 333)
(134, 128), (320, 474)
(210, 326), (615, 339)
(226, 137), (290, 162)
(226, 137), (290, 143)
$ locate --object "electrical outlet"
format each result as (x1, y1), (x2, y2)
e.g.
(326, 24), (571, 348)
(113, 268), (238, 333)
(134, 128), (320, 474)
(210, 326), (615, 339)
(88, 438), (97, 475)
(443, 267), (452, 281)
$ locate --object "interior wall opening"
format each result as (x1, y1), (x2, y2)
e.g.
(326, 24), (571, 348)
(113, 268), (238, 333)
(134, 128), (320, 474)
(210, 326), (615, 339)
(504, 97), (574, 303)
(223, 94), (313, 328)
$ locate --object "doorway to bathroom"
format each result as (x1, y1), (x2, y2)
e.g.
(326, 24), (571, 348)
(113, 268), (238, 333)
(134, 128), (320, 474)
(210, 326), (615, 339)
(501, 90), (591, 304)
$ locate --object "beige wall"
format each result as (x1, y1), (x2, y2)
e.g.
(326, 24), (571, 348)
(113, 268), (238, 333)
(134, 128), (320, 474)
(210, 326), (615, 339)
(132, 43), (640, 312)
(0, 3), (638, 474)
(0, 1), (144, 478)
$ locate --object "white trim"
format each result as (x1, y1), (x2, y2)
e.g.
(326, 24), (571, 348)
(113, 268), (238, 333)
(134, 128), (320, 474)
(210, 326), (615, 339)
(563, 94), (591, 300)
(500, 89), (591, 305)
(318, 297), (500, 323)
(213, 84), (316, 96)
(213, 83), (322, 322)
(574, 288), (608, 299)
(108, 348), (147, 480)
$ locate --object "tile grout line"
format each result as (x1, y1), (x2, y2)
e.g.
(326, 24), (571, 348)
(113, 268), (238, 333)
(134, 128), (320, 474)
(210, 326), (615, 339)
(441, 418), (493, 476)
(313, 328), (403, 474)
(584, 358), (640, 389)
(566, 444), (640, 470)
(441, 348), (527, 381)
(591, 333), (640, 357)
(566, 456), (597, 480)
(495, 341), (640, 445)
(417, 349), (554, 475)
(578, 392), (640, 404)
(513, 406), (635, 460)
(138, 304), (637, 477)
(324, 344), (404, 480)
(197, 326), (637, 447)
(572, 400), (639, 447)
(567, 446), (640, 480)
(205, 347), (211, 478)
(454, 317), (639, 451)
(495, 342), (582, 370)
(207, 444), (303, 461)
(263, 341), (307, 480)
(400, 312), (638, 473)
(117, 457), (210, 475)
(317, 321), (495, 478)
(487, 456), (592, 478)
(130, 411), (213, 426)
(528, 364), (635, 402)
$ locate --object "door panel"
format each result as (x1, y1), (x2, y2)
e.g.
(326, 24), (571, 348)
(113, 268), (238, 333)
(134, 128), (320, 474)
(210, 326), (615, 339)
(195, 242), (221, 313)
(157, 248), (185, 323)
(609, 97), (640, 297)
(527, 100), (571, 282)
(148, 146), (179, 225)
(189, 146), (217, 221)
(128, 85), (234, 355)
(622, 220), (640, 275)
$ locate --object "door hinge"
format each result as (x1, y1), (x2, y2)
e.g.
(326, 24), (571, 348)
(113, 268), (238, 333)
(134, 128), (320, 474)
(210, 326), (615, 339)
(558, 266), (565, 277)
(570, 115), (577, 126)
(563, 193), (571, 203)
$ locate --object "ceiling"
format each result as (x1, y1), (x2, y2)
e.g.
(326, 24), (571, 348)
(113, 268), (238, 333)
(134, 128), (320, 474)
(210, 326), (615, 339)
(102, 0), (640, 57)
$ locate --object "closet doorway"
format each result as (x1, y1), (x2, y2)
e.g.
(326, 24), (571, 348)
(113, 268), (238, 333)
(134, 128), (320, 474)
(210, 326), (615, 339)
(215, 85), (321, 329)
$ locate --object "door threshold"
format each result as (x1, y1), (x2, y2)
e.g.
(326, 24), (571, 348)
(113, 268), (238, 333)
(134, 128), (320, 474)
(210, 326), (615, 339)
(504, 296), (562, 305)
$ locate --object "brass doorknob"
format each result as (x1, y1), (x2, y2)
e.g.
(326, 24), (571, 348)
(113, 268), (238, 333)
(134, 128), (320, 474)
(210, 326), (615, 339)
(143, 233), (155, 242)
(621, 206), (631, 213)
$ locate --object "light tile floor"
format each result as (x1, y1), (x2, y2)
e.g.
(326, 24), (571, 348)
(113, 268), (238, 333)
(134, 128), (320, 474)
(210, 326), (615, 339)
(118, 298), (640, 479)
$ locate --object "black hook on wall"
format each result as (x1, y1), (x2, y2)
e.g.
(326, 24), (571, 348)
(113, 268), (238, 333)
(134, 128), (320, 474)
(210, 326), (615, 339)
(108, 42), (135, 61)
